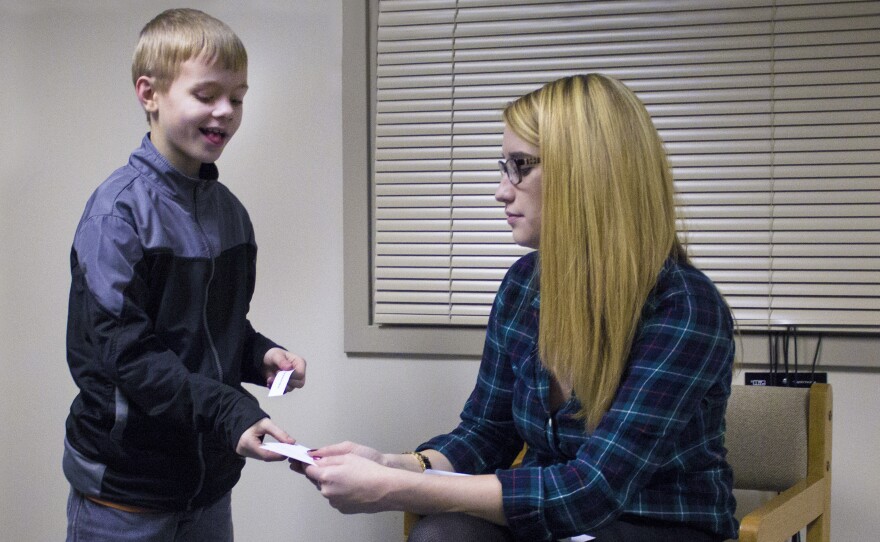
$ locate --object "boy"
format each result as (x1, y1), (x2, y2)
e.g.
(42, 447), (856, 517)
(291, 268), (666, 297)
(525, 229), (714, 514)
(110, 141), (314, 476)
(63, 9), (305, 541)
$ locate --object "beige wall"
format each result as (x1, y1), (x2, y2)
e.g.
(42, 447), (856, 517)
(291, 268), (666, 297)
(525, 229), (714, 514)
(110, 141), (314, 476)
(0, 2), (877, 540)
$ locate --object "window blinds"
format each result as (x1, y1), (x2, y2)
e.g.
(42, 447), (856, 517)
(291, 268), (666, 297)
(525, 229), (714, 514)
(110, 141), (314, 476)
(372, 0), (880, 330)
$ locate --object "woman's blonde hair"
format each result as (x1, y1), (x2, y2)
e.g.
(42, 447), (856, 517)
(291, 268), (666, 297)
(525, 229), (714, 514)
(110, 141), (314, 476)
(503, 74), (686, 429)
(131, 8), (247, 93)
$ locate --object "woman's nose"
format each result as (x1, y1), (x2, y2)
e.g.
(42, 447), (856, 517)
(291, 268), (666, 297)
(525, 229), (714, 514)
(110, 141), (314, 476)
(495, 174), (514, 203)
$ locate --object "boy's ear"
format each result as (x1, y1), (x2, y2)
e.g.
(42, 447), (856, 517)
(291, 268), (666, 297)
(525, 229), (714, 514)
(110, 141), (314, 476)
(135, 76), (160, 115)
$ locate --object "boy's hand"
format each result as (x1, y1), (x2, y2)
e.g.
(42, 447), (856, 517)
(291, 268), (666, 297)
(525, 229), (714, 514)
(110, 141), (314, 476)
(262, 347), (306, 393)
(236, 417), (294, 461)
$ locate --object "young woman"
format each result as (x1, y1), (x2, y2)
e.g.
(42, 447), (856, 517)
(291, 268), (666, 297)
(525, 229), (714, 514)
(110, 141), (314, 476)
(297, 74), (737, 542)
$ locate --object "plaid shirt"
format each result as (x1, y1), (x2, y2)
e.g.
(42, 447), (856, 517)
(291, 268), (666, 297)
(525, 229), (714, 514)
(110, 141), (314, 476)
(419, 251), (738, 541)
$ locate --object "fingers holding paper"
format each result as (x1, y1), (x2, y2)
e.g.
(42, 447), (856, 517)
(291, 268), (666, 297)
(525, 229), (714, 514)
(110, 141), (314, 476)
(236, 417), (295, 461)
(308, 441), (384, 464)
(263, 347), (306, 394)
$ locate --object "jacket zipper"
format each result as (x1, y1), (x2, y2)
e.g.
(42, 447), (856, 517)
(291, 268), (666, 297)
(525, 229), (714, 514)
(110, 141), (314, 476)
(187, 182), (224, 509)
(193, 184), (223, 381)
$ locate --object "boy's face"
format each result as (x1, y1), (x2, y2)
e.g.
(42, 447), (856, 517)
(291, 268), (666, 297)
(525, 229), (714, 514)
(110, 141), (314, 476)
(141, 56), (248, 177)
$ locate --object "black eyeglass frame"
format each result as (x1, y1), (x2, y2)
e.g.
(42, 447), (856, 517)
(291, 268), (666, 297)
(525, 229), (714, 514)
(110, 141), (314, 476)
(498, 156), (541, 186)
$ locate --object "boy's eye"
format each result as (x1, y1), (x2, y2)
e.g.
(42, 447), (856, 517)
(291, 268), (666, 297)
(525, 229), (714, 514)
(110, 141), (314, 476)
(195, 94), (213, 103)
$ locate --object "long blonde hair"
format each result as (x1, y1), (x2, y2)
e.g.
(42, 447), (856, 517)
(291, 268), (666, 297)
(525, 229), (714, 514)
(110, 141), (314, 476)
(503, 74), (685, 429)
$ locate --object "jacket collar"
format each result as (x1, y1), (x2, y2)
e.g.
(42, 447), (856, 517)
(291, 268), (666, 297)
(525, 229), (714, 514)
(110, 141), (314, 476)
(128, 133), (219, 203)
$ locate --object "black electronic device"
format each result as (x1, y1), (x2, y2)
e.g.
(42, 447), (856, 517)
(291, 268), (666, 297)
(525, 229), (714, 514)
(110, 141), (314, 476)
(744, 371), (827, 387)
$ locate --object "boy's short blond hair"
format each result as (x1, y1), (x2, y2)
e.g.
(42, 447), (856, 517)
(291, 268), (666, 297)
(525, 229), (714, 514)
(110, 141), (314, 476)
(132, 8), (247, 93)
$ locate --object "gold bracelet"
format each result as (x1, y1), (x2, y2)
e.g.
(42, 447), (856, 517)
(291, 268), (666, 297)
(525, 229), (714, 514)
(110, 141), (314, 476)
(404, 451), (432, 472)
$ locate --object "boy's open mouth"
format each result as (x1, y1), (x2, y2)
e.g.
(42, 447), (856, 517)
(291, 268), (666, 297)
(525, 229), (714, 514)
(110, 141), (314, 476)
(200, 127), (227, 145)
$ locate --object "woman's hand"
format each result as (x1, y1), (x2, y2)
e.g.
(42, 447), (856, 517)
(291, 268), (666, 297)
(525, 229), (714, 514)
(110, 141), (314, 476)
(292, 444), (507, 525)
(309, 441), (385, 464)
(288, 440), (385, 478)
(303, 453), (400, 514)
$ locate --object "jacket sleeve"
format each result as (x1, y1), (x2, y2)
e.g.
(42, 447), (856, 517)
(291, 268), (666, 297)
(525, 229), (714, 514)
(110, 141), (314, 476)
(240, 323), (281, 386)
(73, 214), (268, 451)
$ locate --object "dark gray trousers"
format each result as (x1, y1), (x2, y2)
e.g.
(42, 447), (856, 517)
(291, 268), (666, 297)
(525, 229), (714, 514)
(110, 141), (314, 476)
(407, 512), (722, 542)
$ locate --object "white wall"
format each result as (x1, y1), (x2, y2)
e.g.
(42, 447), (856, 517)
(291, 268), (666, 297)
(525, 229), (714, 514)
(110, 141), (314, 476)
(0, 2), (877, 541)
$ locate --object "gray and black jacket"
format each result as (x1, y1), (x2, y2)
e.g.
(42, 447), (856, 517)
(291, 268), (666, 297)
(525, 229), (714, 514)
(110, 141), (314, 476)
(64, 134), (278, 511)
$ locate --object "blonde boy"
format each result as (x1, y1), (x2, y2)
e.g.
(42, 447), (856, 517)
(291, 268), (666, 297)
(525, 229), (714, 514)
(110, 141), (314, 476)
(63, 9), (305, 541)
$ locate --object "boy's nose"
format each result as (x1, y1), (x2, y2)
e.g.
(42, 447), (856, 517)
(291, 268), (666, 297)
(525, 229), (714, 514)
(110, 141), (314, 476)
(213, 98), (234, 118)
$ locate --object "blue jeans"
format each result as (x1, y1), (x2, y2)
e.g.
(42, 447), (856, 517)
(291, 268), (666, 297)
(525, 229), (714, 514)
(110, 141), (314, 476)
(66, 488), (233, 542)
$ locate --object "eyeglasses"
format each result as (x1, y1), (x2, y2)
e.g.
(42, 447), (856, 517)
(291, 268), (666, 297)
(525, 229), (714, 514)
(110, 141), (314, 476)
(498, 156), (541, 186)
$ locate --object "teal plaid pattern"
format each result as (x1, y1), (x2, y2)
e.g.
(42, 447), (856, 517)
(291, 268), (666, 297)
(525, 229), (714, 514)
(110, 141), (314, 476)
(420, 251), (737, 541)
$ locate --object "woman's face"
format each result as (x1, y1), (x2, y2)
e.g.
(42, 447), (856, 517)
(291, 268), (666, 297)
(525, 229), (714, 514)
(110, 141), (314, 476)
(496, 126), (542, 249)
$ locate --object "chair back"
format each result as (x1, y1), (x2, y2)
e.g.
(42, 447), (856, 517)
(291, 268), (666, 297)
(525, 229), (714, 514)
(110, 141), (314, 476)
(726, 385), (810, 491)
(725, 383), (832, 542)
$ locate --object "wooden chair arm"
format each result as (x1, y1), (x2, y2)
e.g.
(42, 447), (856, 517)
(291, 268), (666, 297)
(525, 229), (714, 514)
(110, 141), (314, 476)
(510, 446), (527, 468)
(738, 476), (828, 542)
(403, 511), (422, 539)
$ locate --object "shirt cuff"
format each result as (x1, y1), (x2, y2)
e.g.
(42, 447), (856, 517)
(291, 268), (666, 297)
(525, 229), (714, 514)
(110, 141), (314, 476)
(497, 466), (553, 541)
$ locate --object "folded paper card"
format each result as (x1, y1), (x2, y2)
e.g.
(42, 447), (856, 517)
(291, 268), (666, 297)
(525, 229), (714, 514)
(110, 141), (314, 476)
(268, 370), (293, 397)
(260, 442), (315, 465)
